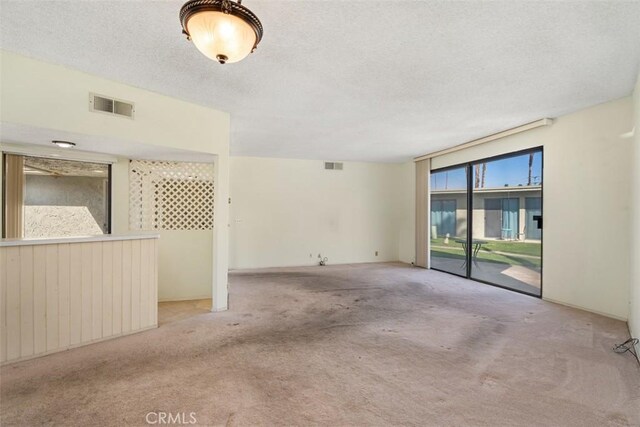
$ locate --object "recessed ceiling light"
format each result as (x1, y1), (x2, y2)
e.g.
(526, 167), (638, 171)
(52, 140), (76, 148)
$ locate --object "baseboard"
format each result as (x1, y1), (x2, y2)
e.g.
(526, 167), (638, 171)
(229, 260), (408, 272)
(158, 296), (212, 303)
(1, 324), (158, 366)
(229, 259), (403, 271)
(543, 297), (628, 322)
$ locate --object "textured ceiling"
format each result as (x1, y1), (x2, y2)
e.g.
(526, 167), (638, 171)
(1, 1), (640, 163)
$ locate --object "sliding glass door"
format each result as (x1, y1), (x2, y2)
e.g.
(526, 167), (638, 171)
(430, 166), (468, 276)
(470, 150), (542, 295)
(430, 148), (543, 297)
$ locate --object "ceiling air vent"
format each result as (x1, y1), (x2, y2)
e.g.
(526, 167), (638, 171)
(324, 162), (343, 170)
(89, 93), (135, 119)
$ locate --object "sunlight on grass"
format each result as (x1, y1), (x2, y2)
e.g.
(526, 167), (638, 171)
(431, 238), (541, 269)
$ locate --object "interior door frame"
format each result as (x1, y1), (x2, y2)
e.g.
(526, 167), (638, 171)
(429, 146), (544, 298)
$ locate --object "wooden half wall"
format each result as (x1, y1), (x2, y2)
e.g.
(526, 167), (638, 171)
(0, 235), (158, 364)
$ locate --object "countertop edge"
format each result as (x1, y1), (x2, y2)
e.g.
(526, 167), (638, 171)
(0, 234), (160, 247)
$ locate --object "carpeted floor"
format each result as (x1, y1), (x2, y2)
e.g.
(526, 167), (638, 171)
(1, 262), (638, 426)
(157, 298), (212, 326)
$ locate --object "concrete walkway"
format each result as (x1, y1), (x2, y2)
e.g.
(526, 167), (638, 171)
(431, 256), (541, 294)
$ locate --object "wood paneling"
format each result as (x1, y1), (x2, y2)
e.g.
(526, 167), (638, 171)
(112, 240), (123, 335)
(121, 240), (132, 333)
(131, 239), (141, 331)
(58, 244), (70, 348)
(69, 243), (82, 345)
(0, 247), (7, 361)
(20, 246), (34, 356)
(92, 243), (103, 340)
(81, 242), (92, 343)
(45, 245), (59, 351)
(102, 242), (113, 338)
(6, 247), (20, 360)
(33, 245), (46, 355)
(0, 237), (158, 364)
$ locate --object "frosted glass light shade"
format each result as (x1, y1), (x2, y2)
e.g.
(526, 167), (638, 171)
(186, 11), (257, 64)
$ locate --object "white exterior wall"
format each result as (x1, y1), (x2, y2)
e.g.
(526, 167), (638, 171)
(431, 190), (541, 241)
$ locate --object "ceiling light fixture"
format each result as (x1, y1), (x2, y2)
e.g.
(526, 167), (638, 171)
(179, 0), (263, 64)
(52, 140), (76, 148)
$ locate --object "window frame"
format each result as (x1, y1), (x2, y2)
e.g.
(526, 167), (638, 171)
(1, 152), (113, 238)
(429, 146), (544, 298)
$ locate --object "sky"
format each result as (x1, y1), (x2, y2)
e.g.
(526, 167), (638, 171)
(431, 151), (542, 191)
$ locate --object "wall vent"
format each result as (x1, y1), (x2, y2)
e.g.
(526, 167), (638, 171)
(324, 162), (343, 170)
(89, 93), (135, 119)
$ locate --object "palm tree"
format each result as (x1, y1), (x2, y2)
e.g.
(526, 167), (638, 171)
(527, 153), (534, 186)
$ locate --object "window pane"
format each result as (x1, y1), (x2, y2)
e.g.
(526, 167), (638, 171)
(22, 156), (109, 238)
(470, 151), (542, 295)
(430, 166), (467, 276)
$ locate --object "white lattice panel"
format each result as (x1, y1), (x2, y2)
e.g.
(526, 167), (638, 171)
(129, 160), (214, 230)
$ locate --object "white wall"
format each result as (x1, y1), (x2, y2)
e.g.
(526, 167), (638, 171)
(0, 51), (229, 154)
(428, 97), (633, 320)
(0, 51), (230, 307)
(630, 75), (640, 343)
(229, 157), (407, 269)
(109, 160), (214, 302)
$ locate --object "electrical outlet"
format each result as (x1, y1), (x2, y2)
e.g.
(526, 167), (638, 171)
(375, 251), (378, 256)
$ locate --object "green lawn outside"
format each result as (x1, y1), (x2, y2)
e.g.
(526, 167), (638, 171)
(431, 237), (541, 257)
(431, 238), (541, 269)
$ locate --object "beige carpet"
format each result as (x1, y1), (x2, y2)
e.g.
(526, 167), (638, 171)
(1, 262), (638, 426)
(157, 298), (212, 326)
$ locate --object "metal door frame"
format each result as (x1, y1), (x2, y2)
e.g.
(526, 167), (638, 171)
(429, 146), (544, 298)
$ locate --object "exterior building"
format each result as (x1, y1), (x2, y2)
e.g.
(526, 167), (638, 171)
(431, 185), (542, 241)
